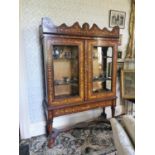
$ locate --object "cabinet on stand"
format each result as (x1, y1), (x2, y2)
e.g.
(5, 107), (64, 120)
(40, 17), (119, 147)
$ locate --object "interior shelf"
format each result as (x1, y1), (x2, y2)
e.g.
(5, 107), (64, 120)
(93, 88), (111, 93)
(93, 56), (112, 59)
(93, 77), (112, 82)
(53, 58), (77, 61)
(54, 80), (78, 86)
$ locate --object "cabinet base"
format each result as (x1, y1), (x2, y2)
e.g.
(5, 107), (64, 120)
(47, 117), (112, 148)
(45, 100), (116, 148)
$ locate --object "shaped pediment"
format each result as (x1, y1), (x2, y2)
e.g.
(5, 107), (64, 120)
(41, 17), (119, 38)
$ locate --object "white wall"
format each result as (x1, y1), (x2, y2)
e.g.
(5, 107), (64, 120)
(20, 0), (131, 139)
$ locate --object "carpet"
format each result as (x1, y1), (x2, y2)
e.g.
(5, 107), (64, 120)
(20, 120), (117, 155)
(19, 144), (29, 155)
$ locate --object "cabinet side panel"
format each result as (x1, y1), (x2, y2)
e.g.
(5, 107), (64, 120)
(42, 37), (48, 102)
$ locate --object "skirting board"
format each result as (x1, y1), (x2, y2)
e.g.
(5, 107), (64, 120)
(29, 109), (102, 138)
(30, 121), (46, 138)
(28, 105), (124, 138)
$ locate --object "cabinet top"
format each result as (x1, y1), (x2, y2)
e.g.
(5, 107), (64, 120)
(40, 17), (119, 38)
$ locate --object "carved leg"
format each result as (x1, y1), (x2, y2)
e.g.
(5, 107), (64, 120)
(111, 104), (116, 117)
(47, 111), (54, 148)
(111, 100), (116, 117)
(100, 107), (107, 119)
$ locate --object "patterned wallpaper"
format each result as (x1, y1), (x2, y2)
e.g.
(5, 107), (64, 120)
(21, 0), (131, 124)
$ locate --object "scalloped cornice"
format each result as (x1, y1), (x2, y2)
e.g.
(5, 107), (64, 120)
(41, 17), (119, 38)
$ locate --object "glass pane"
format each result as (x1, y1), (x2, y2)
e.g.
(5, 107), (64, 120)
(123, 71), (135, 97)
(52, 45), (79, 98)
(92, 46), (113, 93)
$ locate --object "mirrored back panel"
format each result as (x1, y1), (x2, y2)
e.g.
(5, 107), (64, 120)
(92, 46), (113, 93)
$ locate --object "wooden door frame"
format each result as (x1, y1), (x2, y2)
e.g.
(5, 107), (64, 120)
(45, 37), (85, 106)
(87, 39), (117, 100)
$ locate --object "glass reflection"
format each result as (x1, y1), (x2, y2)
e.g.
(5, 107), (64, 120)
(52, 45), (79, 98)
(92, 46), (113, 93)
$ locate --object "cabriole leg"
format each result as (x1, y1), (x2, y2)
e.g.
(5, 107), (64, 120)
(100, 107), (107, 119)
(47, 111), (54, 148)
(111, 104), (116, 117)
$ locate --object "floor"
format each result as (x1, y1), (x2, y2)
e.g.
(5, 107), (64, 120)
(20, 119), (117, 155)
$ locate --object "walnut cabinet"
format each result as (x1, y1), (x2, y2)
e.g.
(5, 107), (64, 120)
(40, 17), (119, 147)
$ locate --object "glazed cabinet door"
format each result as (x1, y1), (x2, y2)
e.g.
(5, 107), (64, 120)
(44, 37), (84, 106)
(87, 40), (117, 100)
